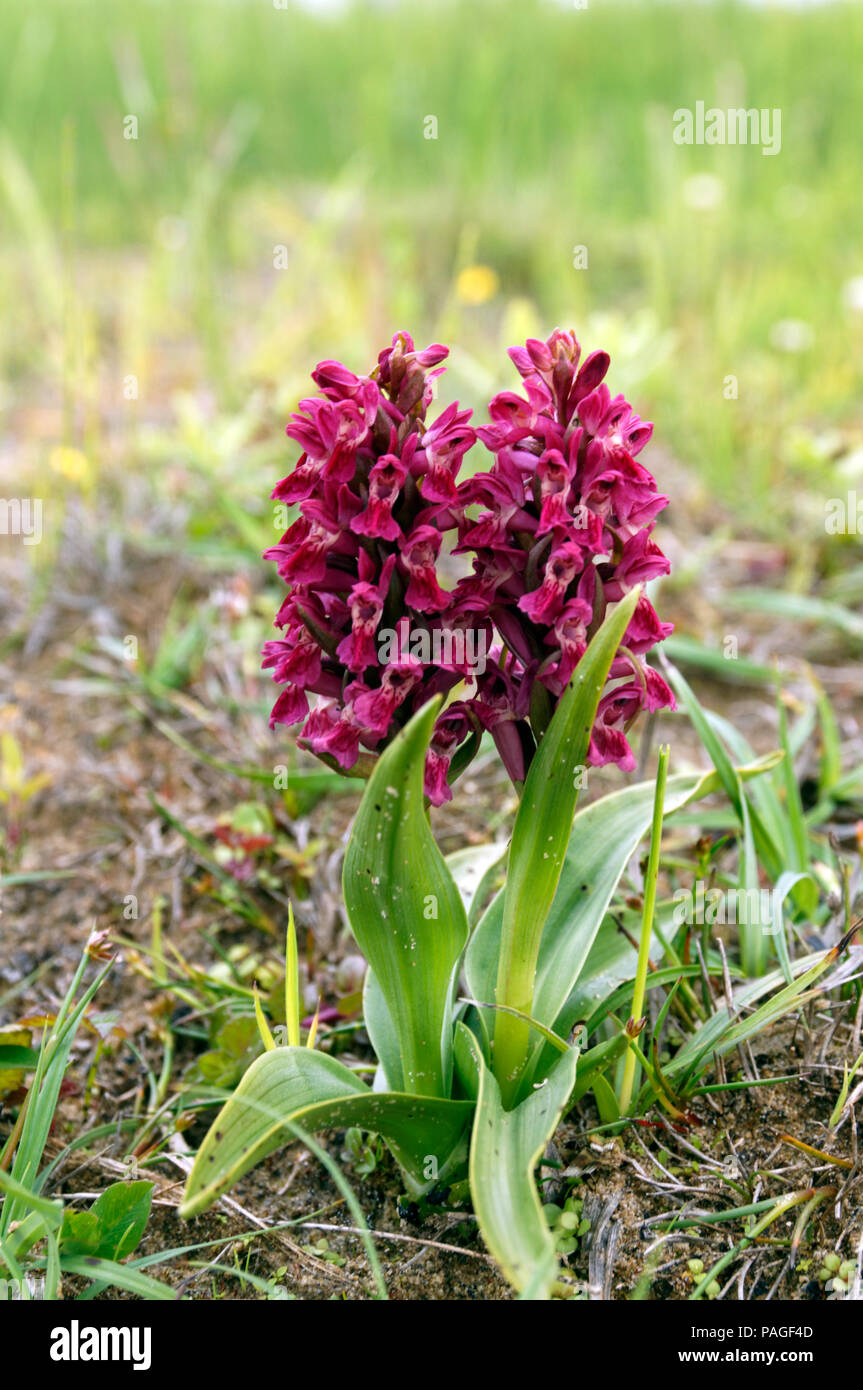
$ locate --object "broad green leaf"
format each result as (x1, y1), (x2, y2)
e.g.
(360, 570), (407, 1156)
(60, 1182), (153, 1261)
(467, 756), (781, 1098)
(463, 1028), (579, 1299)
(445, 843), (508, 921)
(59, 1210), (101, 1258)
(0, 1045), (40, 1069)
(343, 699), (468, 1097)
(492, 586), (641, 1102)
(180, 1047), (473, 1217)
(90, 1181), (154, 1260)
(363, 965), (403, 1092)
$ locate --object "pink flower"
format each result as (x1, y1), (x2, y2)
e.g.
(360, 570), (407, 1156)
(536, 449), (577, 535)
(353, 656), (424, 735)
(519, 542), (586, 624)
(420, 403), (476, 504)
(398, 525), (451, 613)
(264, 327), (674, 802)
(264, 334), (484, 802)
(301, 702), (365, 770)
(450, 325), (675, 774)
(335, 555), (396, 673)
(351, 455), (407, 541)
(424, 703), (475, 804)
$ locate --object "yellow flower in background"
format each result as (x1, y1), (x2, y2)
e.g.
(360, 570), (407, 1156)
(455, 264), (500, 306)
(49, 446), (91, 485)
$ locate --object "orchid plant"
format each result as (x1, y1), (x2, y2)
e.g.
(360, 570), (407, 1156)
(180, 331), (810, 1297)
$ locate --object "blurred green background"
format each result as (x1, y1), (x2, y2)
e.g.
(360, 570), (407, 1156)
(1, 0), (861, 537)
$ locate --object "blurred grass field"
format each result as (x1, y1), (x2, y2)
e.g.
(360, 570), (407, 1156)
(1, 0), (861, 547)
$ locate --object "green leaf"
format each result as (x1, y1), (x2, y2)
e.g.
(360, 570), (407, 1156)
(362, 965), (403, 1092)
(591, 1072), (621, 1126)
(774, 695), (817, 918)
(91, 1181), (153, 1260)
(813, 677), (841, 797)
(738, 775), (766, 976)
(570, 1034), (628, 1103)
(59, 1210), (101, 1257)
(0, 1166), (64, 1224)
(770, 869), (816, 982)
(664, 947), (843, 1090)
(463, 1028), (579, 1298)
(459, 998), (571, 1055)
(662, 633), (778, 685)
(60, 1182), (154, 1261)
(467, 756), (781, 1098)
(180, 1047), (473, 1217)
(3, 1208), (56, 1263)
(704, 706), (818, 933)
(724, 588), (863, 645)
(1, 955), (113, 1237)
(343, 699), (468, 1097)
(665, 660), (782, 880)
(581, 960), (736, 1037)
(0, 1045), (41, 1069)
(492, 586), (641, 1102)
(559, 913), (662, 1037)
(704, 710), (788, 866)
(58, 1255), (179, 1300)
(445, 843), (508, 922)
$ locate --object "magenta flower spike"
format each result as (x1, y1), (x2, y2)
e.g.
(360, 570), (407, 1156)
(263, 328), (674, 804)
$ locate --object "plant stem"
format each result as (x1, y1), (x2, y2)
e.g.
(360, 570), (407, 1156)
(689, 1187), (835, 1300)
(491, 587), (643, 1107)
(619, 745), (669, 1116)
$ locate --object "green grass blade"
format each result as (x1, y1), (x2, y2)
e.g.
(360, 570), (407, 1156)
(663, 633), (777, 685)
(58, 1256), (179, 1300)
(0, 1170), (63, 1224)
(737, 780), (766, 976)
(724, 589), (863, 644)
(812, 676), (842, 798)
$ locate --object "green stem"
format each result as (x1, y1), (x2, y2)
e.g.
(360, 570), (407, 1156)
(689, 1187), (834, 1300)
(492, 942), (535, 1107)
(619, 745), (669, 1116)
(490, 585), (643, 1106)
